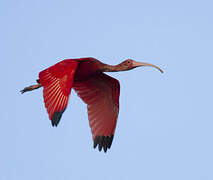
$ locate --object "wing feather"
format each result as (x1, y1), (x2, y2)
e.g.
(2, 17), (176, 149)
(74, 72), (120, 152)
(39, 60), (78, 126)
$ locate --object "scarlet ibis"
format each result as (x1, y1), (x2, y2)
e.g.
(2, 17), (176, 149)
(21, 57), (163, 152)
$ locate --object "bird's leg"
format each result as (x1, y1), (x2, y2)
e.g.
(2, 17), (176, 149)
(20, 82), (42, 94)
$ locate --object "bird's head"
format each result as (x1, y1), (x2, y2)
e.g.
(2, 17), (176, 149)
(118, 59), (163, 73)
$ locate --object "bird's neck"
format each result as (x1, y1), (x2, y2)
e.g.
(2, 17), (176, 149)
(102, 64), (125, 72)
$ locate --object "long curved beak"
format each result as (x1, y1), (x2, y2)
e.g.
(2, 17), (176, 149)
(133, 61), (163, 73)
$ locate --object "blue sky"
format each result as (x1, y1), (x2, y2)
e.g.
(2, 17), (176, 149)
(1, 0), (213, 179)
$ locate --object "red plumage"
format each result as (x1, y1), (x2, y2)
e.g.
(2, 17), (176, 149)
(39, 60), (78, 126)
(22, 57), (163, 152)
(39, 58), (120, 151)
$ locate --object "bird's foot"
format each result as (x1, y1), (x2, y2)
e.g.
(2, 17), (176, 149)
(20, 84), (42, 94)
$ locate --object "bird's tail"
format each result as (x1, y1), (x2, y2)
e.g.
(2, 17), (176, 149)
(20, 80), (42, 94)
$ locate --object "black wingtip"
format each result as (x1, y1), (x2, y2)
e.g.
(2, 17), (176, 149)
(51, 109), (66, 127)
(51, 120), (58, 127)
(93, 135), (114, 153)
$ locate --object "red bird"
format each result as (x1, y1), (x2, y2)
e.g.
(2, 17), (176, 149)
(21, 57), (163, 152)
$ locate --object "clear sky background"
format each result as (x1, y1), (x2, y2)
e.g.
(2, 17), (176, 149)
(1, 0), (213, 179)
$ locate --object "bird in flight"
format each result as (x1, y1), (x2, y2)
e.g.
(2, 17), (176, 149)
(21, 57), (163, 152)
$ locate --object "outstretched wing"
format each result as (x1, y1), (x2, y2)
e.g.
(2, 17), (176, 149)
(39, 60), (78, 126)
(73, 72), (120, 152)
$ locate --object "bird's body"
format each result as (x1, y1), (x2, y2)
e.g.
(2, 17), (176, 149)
(21, 57), (163, 152)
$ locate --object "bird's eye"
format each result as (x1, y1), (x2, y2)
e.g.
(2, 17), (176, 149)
(127, 61), (130, 64)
